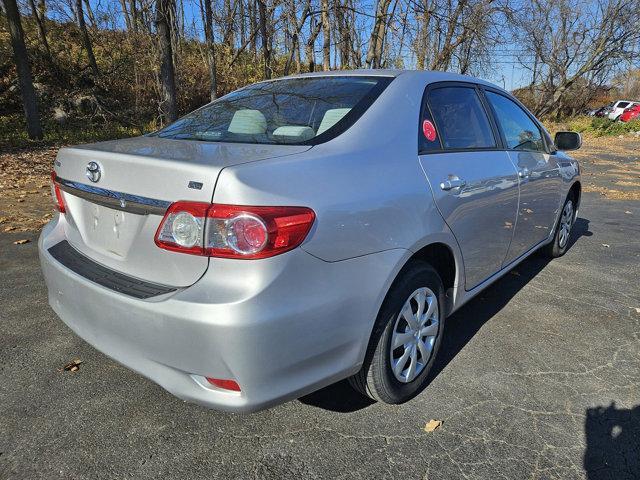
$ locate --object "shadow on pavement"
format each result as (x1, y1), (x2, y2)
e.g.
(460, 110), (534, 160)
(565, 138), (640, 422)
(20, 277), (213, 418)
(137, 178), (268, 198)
(584, 403), (640, 479)
(298, 379), (376, 412)
(300, 217), (592, 413)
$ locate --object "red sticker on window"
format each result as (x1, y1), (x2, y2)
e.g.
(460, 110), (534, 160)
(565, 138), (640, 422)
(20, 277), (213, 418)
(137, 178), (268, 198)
(422, 120), (437, 142)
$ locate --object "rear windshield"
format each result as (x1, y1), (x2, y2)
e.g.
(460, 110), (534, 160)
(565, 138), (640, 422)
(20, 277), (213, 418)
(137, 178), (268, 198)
(153, 76), (393, 145)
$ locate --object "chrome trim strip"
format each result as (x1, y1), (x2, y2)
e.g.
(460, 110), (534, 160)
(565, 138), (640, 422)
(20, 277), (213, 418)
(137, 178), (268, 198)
(56, 177), (171, 216)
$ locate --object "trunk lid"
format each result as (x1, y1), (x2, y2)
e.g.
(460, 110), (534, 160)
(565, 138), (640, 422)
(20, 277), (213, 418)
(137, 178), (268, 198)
(53, 136), (311, 287)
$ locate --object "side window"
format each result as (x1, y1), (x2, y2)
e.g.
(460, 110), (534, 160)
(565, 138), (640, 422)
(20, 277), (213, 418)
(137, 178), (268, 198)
(485, 91), (546, 152)
(426, 87), (496, 150)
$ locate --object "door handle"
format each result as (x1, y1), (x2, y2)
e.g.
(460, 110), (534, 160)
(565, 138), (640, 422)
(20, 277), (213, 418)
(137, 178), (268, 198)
(440, 178), (466, 191)
(518, 167), (530, 179)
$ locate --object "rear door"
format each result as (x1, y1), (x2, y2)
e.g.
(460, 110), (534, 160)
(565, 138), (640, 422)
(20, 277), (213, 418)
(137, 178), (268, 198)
(483, 89), (562, 265)
(418, 83), (519, 290)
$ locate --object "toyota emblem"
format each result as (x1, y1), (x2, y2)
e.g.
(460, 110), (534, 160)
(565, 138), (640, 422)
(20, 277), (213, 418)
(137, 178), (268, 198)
(86, 161), (101, 183)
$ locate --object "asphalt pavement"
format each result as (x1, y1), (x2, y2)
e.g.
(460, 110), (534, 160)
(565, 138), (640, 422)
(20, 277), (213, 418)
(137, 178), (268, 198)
(1, 191), (639, 480)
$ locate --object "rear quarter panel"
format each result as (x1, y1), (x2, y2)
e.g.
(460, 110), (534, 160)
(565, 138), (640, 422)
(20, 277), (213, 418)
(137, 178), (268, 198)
(212, 73), (456, 263)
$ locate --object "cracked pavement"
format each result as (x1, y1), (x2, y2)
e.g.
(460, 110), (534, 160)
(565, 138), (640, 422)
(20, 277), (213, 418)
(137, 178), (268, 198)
(1, 191), (639, 480)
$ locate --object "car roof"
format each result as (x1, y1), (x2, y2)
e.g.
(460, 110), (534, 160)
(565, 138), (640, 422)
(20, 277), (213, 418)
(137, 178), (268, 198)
(276, 69), (501, 90)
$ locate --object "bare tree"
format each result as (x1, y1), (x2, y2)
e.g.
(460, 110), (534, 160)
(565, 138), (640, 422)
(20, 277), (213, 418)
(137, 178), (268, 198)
(366, 0), (393, 68)
(82, 0), (95, 25)
(119, 0), (133, 29)
(284, 0), (311, 75)
(75, 0), (99, 76)
(3, 0), (43, 139)
(27, 0), (54, 63)
(321, 0), (331, 70)
(201, 0), (217, 99)
(515, 0), (640, 117)
(258, 0), (271, 78)
(156, 0), (178, 121)
(305, 12), (323, 72)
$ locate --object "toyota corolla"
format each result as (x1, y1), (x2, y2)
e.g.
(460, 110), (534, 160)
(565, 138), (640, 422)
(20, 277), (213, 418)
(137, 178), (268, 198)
(40, 70), (582, 412)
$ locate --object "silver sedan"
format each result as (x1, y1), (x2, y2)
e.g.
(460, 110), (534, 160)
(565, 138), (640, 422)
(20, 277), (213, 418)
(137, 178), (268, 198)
(39, 70), (581, 412)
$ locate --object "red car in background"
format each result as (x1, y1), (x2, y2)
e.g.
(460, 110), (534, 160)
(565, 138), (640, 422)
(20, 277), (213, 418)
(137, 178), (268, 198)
(620, 103), (640, 122)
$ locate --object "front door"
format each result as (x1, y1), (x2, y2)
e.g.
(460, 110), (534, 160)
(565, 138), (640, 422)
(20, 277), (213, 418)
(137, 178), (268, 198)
(418, 84), (519, 290)
(483, 90), (562, 265)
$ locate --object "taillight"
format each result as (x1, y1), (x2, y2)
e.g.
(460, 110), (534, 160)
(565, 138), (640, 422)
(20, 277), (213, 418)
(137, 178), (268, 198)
(50, 171), (66, 213)
(154, 202), (315, 259)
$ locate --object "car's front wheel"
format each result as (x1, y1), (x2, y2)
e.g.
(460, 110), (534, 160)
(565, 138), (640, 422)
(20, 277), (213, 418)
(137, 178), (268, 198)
(349, 261), (445, 404)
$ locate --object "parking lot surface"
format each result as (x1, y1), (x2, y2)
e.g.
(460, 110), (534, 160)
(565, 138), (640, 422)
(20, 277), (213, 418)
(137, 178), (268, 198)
(1, 191), (639, 480)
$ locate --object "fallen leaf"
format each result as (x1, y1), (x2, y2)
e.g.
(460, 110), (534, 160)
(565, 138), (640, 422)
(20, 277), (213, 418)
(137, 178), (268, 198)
(510, 270), (521, 276)
(601, 244), (610, 248)
(13, 239), (30, 245)
(4, 226), (17, 232)
(634, 307), (640, 314)
(424, 419), (443, 432)
(62, 359), (83, 372)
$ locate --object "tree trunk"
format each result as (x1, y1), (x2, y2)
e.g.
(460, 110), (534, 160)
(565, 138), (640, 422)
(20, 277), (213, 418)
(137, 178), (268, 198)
(130, 0), (139, 31)
(306, 15), (322, 72)
(82, 0), (95, 26)
(119, 0), (133, 30)
(155, 0), (177, 122)
(75, 0), (99, 76)
(284, 1), (309, 75)
(203, 0), (217, 100)
(258, 0), (270, 79)
(365, 0), (392, 68)
(334, 0), (347, 67)
(321, 0), (330, 70)
(248, 0), (257, 57)
(239, 0), (246, 47)
(27, 0), (53, 62)
(2, 0), (43, 139)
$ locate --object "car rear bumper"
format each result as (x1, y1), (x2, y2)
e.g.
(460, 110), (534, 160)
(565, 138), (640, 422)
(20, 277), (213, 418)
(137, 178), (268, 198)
(39, 217), (406, 412)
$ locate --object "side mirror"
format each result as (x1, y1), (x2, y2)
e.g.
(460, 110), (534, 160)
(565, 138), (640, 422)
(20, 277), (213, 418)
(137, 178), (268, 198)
(554, 131), (581, 151)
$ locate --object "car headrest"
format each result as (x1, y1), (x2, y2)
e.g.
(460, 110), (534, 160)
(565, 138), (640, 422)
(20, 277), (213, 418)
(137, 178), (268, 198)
(317, 108), (351, 135)
(272, 126), (315, 142)
(228, 109), (267, 134)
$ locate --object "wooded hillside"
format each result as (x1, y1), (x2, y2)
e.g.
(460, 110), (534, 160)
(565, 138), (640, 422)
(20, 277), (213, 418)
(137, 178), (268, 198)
(1, 0), (640, 143)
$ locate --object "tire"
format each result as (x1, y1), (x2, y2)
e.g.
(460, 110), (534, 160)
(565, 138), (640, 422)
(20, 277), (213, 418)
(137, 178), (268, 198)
(349, 261), (446, 404)
(542, 195), (576, 258)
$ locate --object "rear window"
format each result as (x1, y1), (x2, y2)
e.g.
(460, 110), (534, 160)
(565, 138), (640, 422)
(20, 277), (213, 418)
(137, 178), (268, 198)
(427, 87), (496, 150)
(617, 102), (630, 108)
(153, 76), (392, 145)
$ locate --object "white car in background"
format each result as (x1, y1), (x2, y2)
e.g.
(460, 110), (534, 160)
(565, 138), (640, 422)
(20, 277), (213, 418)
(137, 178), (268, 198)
(608, 100), (638, 120)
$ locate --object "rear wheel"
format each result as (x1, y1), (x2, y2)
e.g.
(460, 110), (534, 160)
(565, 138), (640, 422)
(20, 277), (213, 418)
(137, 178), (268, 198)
(542, 195), (575, 258)
(349, 262), (445, 404)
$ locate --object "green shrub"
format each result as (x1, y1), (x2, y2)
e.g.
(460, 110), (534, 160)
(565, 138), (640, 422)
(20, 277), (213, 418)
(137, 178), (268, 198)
(589, 118), (640, 136)
(546, 116), (640, 137)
